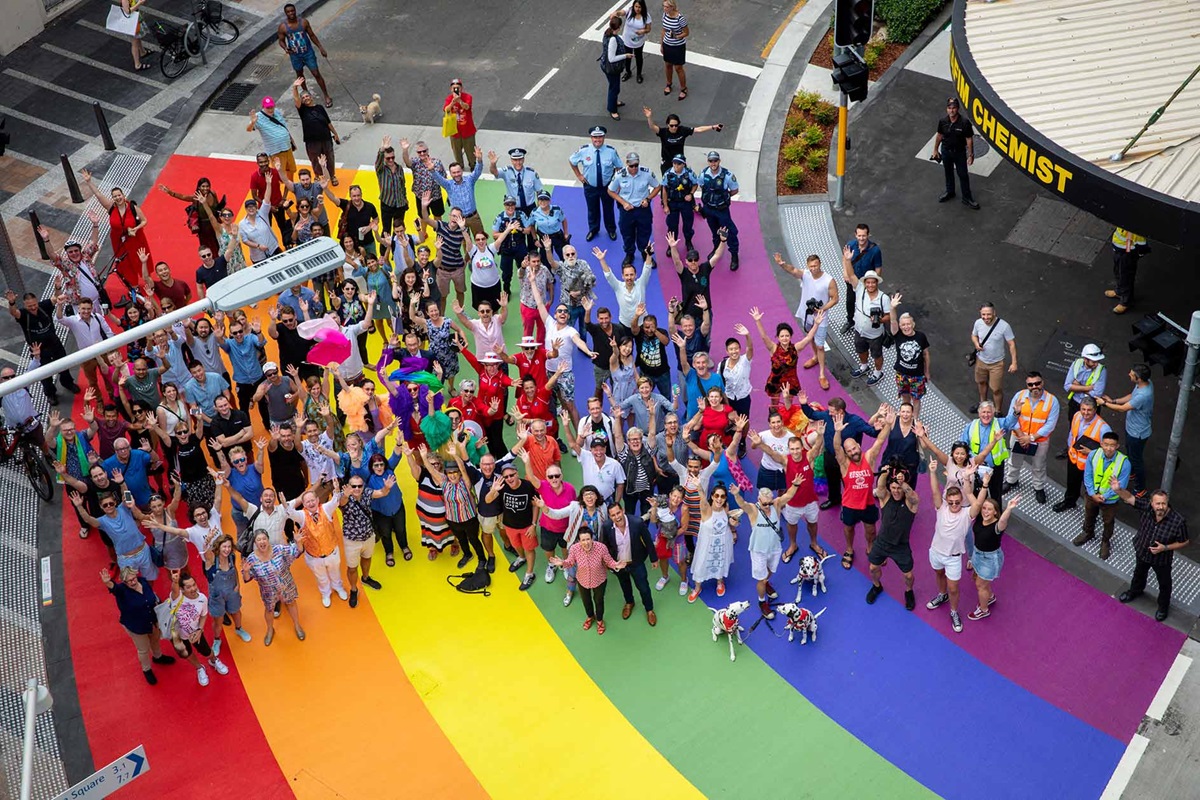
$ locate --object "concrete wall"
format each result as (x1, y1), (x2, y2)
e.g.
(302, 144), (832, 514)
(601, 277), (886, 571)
(0, 0), (48, 56)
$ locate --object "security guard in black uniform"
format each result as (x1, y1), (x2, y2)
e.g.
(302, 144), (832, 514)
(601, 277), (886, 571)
(931, 97), (980, 210)
(660, 154), (699, 252)
(492, 195), (531, 293)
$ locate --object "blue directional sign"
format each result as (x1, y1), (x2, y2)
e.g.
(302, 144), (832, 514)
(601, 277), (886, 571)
(52, 745), (149, 800)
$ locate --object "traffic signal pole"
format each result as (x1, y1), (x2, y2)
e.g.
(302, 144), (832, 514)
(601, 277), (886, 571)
(1161, 309), (1200, 494)
(834, 90), (848, 211)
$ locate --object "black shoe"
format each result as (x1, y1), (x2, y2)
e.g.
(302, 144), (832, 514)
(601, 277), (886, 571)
(1052, 500), (1076, 513)
(557, 437), (567, 453)
(1002, 482), (1019, 493)
(519, 572), (535, 591)
(637, 75), (644, 84)
(1035, 489), (1047, 504)
(508, 556), (526, 573)
(143, 669), (157, 685)
(457, 551), (474, 569)
(819, 499), (835, 510)
(684, 238), (694, 252)
(1155, 609), (1169, 622)
(968, 404), (979, 414)
(1118, 591), (1140, 603)
(362, 576), (382, 590)
(866, 584), (884, 604)
(152, 654), (176, 665)
(503, 543), (518, 556)
(46, 394), (59, 406)
(729, 254), (739, 272)
(622, 72), (632, 82)
(485, 556), (496, 573)
(904, 589), (916, 611)
(349, 589), (359, 608)
(840, 321), (853, 335)
(706, 249), (717, 262)
(586, 231), (597, 242)
(607, 230), (618, 240)
(938, 192), (955, 202)
(223, 613), (232, 627)
(1055, 448), (1068, 460)
(963, 198), (981, 210)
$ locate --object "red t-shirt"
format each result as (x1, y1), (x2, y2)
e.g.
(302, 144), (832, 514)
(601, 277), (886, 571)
(448, 395), (486, 426)
(842, 458), (875, 511)
(785, 452), (818, 507)
(249, 168), (285, 207)
(513, 348), (548, 387)
(444, 91), (476, 137)
(516, 387), (557, 435)
(700, 404), (734, 447)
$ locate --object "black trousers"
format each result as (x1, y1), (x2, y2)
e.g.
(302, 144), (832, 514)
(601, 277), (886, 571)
(616, 560), (654, 611)
(825, 449), (843, 505)
(380, 201), (409, 236)
(1113, 249), (1140, 306)
(579, 581), (608, 621)
(372, 508), (409, 555)
(235, 382), (270, 427)
(1063, 462), (1083, 507)
(1129, 558), (1173, 614)
(623, 490), (652, 519)
(272, 206), (294, 249)
(974, 462), (1005, 505)
(622, 45), (645, 78)
(497, 249), (525, 294)
(447, 517), (486, 561)
(484, 418), (508, 458)
(942, 149), (974, 201)
(583, 182), (617, 237)
(34, 336), (78, 397)
(537, 231), (567, 264)
(664, 202), (695, 245)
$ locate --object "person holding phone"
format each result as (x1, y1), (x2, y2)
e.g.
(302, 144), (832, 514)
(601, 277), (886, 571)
(443, 79), (477, 169)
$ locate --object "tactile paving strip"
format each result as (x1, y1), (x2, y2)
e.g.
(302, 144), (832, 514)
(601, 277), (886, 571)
(779, 200), (1200, 613)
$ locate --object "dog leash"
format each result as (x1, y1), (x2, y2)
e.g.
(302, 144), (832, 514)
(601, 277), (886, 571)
(320, 55), (363, 111)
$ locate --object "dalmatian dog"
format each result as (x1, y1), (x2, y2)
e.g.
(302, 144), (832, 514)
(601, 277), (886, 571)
(776, 603), (826, 645)
(709, 600), (751, 662)
(791, 554), (835, 600)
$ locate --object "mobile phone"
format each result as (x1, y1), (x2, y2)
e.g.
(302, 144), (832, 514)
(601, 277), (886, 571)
(190, 408), (201, 417)
(123, 490), (133, 504)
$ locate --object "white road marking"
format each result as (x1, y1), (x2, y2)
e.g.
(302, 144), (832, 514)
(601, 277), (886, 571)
(578, 31), (762, 79)
(523, 68), (560, 101)
(1100, 734), (1149, 800)
(585, 0), (633, 36)
(1146, 653), (1192, 721)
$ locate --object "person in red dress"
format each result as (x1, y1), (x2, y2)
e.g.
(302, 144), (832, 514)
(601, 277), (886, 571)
(80, 169), (150, 289)
(752, 307), (825, 404)
(689, 386), (735, 448)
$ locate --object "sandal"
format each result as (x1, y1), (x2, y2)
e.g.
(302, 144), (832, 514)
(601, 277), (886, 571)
(597, 621), (606, 635)
(716, 581), (726, 597)
(819, 375), (830, 391)
(803, 357), (819, 369)
(324, 96), (333, 108)
(664, 85), (673, 95)
(402, 548), (413, 561)
(810, 544), (829, 560)
(386, 554), (396, 567)
(427, 549), (438, 561)
(583, 617), (594, 630)
(781, 547), (798, 563)
(678, 88), (688, 101)
(135, 63), (152, 72)
(610, 113), (621, 121)
(841, 550), (854, 570)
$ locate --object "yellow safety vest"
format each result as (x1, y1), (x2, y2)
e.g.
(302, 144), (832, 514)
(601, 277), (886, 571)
(1112, 229), (1146, 251)
(1066, 358), (1104, 401)
(969, 419), (1009, 465)
(1090, 451), (1128, 500)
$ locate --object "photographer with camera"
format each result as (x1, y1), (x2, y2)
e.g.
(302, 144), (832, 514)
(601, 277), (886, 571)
(842, 265), (891, 386)
(774, 252), (837, 391)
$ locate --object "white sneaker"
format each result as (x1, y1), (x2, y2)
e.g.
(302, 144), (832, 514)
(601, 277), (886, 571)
(211, 637), (221, 657)
(196, 666), (209, 687)
(678, 581), (688, 596)
(235, 627), (251, 642)
(335, 588), (349, 601)
(563, 591), (574, 607)
(655, 576), (669, 591)
(545, 564), (557, 583)
(322, 594), (332, 608)
(209, 657), (229, 676)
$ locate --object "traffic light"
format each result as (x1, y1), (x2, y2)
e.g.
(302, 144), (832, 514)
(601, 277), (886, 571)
(831, 52), (869, 102)
(1128, 315), (1186, 376)
(834, 0), (875, 48)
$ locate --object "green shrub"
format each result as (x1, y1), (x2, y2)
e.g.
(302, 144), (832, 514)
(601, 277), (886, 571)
(811, 102), (838, 126)
(781, 139), (808, 164)
(784, 165), (807, 189)
(803, 125), (826, 148)
(806, 148), (829, 173)
(785, 118), (805, 137)
(864, 39), (885, 69)
(793, 89), (822, 113)
(877, 0), (947, 44)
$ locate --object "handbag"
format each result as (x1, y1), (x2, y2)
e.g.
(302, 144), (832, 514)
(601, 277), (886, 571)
(441, 111), (458, 138)
(154, 593), (182, 637)
(106, 5), (140, 37)
(966, 319), (999, 367)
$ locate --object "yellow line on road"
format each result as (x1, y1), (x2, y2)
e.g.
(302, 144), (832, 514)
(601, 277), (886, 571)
(762, 0), (808, 60)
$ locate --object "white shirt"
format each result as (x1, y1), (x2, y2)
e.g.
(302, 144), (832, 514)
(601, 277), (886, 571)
(246, 502), (291, 547)
(853, 284), (891, 340)
(59, 312), (114, 349)
(545, 321), (579, 373)
(184, 507), (225, 554)
(578, 451), (626, 500)
(931, 505), (971, 557)
(468, 316), (506, 355)
(622, 11), (649, 48)
(720, 354), (752, 401)
(796, 268), (833, 326)
(757, 430), (794, 473)
(301, 434), (337, 481)
(605, 267), (653, 327)
(239, 204), (279, 263)
(470, 244), (501, 288)
(337, 321), (368, 379)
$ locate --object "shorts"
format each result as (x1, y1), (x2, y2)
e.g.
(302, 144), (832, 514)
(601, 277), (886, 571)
(895, 373), (928, 400)
(290, 49), (319, 73)
(539, 526), (567, 552)
(655, 534), (673, 561)
(750, 549), (782, 581)
(801, 316), (829, 347)
(840, 504), (879, 526)
(270, 148), (297, 178)
(117, 546), (159, 582)
(974, 359), (1005, 393)
(479, 514), (500, 535)
(972, 547), (1004, 581)
(929, 548), (963, 581)
(593, 365), (611, 390)
(662, 43), (686, 66)
(436, 267), (467, 298)
(343, 535), (377, 568)
(756, 467), (788, 492)
(868, 540), (914, 573)
(782, 501), (819, 526)
(208, 590), (242, 618)
(853, 331), (885, 359)
(506, 525), (537, 552)
(555, 370), (576, 403)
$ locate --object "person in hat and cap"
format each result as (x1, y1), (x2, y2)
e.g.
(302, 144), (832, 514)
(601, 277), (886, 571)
(489, 148), (543, 217)
(698, 151), (740, 270)
(569, 127), (623, 242)
(842, 265), (891, 386)
(462, 348), (515, 458)
(247, 97), (298, 179)
(444, 78), (478, 169)
(931, 97), (979, 209)
(608, 152), (660, 266)
(660, 153), (699, 250)
(529, 190), (570, 264)
(1057, 343), (1108, 459)
(491, 196), (532, 293)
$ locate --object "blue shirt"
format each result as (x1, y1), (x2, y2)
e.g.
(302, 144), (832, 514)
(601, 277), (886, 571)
(228, 464), (265, 507)
(685, 370), (724, 418)
(529, 204), (566, 234)
(495, 166), (543, 206)
(609, 166), (658, 205)
(278, 287), (317, 318)
(1126, 383), (1153, 439)
(254, 109), (292, 155)
(432, 161), (484, 215)
(845, 238), (882, 278)
(802, 405), (876, 453)
(98, 506), (147, 555)
(1083, 449), (1131, 502)
(183, 372), (229, 417)
(220, 333), (265, 385)
(960, 418), (1012, 467)
(336, 439), (380, 484)
(366, 452), (405, 515)
(1062, 359), (1107, 400)
(103, 449), (153, 506)
(570, 144), (623, 187)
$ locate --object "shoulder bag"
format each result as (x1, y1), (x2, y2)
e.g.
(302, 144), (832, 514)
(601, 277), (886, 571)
(966, 319), (999, 367)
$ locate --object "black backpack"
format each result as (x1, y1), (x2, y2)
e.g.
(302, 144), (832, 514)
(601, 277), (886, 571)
(448, 566), (491, 595)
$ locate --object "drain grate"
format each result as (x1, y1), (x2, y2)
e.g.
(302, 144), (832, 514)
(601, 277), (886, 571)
(209, 81), (256, 112)
(249, 62), (278, 81)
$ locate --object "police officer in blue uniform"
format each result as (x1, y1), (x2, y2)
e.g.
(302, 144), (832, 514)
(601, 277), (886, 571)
(698, 151), (740, 271)
(492, 195), (531, 293)
(608, 151), (659, 266)
(489, 147), (543, 218)
(528, 189), (569, 264)
(569, 126), (623, 242)
(660, 154), (699, 251)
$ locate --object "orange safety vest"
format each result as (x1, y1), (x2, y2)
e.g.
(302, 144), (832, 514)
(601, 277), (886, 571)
(1067, 412), (1108, 470)
(1015, 390), (1055, 443)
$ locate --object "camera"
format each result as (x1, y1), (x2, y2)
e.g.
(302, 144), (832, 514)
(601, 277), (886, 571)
(870, 309), (883, 328)
(804, 297), (821, 316)
(880, 456), (910, 484)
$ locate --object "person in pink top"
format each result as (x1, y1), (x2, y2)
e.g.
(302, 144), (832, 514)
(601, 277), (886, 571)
(550, 529), (627, 635)
(926, 460), (976, 633)
(536, 463), (577, 587)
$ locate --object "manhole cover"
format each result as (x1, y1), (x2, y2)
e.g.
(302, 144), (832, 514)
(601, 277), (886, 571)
(249, 63), (278, 81)
(209, 82), (256, 112)
(973, 137), (989, 157)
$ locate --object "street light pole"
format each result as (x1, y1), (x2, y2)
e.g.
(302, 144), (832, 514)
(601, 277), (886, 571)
(19, 678), (52, 800)
(1160, 310), (1200, 494)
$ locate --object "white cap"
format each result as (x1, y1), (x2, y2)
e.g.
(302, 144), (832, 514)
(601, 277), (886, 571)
(263, 361), (279, 373)
(861, 270), (882, 284)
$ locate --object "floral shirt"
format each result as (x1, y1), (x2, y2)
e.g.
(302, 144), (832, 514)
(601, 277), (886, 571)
(553, 257), (596, 307)
(410, 156), (447, 197)
(519, 264), (554, 309)
(52, 245), (101, 305)
(340, 494), (375, 541)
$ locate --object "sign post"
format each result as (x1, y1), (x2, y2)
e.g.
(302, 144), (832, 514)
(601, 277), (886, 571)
(51, 746), (148, 800)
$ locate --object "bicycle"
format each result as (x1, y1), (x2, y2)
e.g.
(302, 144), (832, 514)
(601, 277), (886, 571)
(147, 2), (239, 80)
(0, 420), (54, 502)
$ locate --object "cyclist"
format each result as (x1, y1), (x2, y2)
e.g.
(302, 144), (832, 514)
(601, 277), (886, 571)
(0, 353), (49, 456)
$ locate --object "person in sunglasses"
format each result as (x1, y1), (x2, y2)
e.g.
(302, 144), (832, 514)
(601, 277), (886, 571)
(1001, 371), (1060, 505)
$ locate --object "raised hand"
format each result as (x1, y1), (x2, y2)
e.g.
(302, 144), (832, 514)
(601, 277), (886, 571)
(749, 306), (763, 321)
(732, 323), (749, 336)
(592, 246), (606, 260)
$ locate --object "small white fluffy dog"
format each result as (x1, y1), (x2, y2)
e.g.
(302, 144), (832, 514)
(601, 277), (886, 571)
(710, 600), (750, 662)
(776, 603), (826, 644)
(791, 553), (835, 600)
(360, 93), (382, 123)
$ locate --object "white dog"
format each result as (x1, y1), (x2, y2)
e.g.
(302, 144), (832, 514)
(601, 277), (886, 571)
(360, 93), (382, 123)
(710, 600), (750, 662)
(776, 603), (826, 644)
(791, 554), (834, 600)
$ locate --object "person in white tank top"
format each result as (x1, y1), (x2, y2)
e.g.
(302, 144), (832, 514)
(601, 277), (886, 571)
(774, 252), (838, 390)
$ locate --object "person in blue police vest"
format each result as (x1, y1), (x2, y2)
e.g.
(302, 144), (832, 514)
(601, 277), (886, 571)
(529, 190), (570, 265)
(697, 151), (739, 271)
(492, 196), (531, 295)
(608, 152), (660, 269)
(569, 126), (623, 243)
(660, 154), (699, 252)
(489, 148), (543, 218)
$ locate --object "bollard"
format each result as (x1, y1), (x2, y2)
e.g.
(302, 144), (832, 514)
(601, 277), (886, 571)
(94, 103), (116, 151)
(28, 210), (50, 261)
(61, 155), (84, 203)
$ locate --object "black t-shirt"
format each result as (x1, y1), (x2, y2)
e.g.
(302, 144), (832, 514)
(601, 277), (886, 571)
(209, 409), (251, 441)
(500, 479), (539, 528)
(937, 115), (974, 153)
(974, 517), (1002, 553)
(297, 104), (332, 143)
(338, 198), (379, 248)
(268, 443), (309, 500)
(892, 330), (929, 377)
(84, 476), (124, 517)
(586, 321), (632, 367)
(274, 325), (315, 373)
(196, 255), (229, 290)
(174, 435), (209, 482)
(877, 497), (916, 549)
(15, 301), (58, 344)
(656, 125), (695, 165)
(635, 331), (669, 377)
(679, 263), (712, 313)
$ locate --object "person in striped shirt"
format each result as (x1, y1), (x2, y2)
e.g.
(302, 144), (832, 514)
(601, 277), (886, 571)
(425, 447), (486, 571)
(660, 0), (690, 101)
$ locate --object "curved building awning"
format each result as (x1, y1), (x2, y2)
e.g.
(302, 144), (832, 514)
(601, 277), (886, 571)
(950, 0), (1200, 247)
